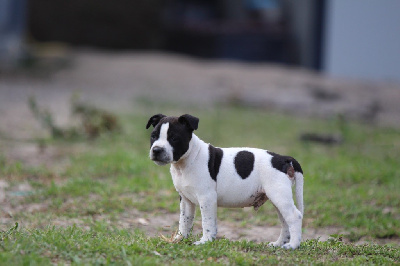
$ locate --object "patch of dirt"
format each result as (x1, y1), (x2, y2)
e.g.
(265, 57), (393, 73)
(0, 187), (335, 243)
(1, 186), (398, 246)
(3, 142), (74, 170)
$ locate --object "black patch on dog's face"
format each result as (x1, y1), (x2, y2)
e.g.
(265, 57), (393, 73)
(267, 151), (303, 174)
(150, 124), (161, 147)
(167, 118), (194, 161)
(234, 150), (255, 179)
(151, 116), (196, 162)
(208, 145), (223, 182)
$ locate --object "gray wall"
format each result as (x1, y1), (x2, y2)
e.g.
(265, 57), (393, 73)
(0, 0), (27, 67)
(284, 0), (318, 68)
(323, 0), (400, 82)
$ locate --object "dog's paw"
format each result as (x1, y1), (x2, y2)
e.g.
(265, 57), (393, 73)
(268, 241), (283, 248)
(282, 243), (299, 250)
(194, 237), (213, 245)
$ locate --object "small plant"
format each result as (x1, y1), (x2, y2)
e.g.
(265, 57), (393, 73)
(28, 95), (120, 139)
(0, 222), (18, 241)
(71, 98), (119, 139)
(28, 96), (68, 138)
(159, 229), (182, 243)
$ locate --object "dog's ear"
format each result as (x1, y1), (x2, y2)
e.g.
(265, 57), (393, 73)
(146, 114), (166, 129)
(178, 114), (199, 131)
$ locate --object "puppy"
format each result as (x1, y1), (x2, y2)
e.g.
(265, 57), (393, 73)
(146, 114), (304, 249)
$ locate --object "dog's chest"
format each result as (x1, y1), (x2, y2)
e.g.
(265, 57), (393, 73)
(170, 166), (200, 205)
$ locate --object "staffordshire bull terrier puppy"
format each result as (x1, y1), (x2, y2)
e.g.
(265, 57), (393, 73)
(146, 114), (304, 249)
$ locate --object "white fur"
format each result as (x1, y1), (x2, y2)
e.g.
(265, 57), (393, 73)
(149, 123), (174, 165)
(154, 124), (304, 249)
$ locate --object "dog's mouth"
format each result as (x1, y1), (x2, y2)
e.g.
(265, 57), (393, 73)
(150, 153), (171, 166)
(152, 159), (170, 166)
(150, 147), (172, 166)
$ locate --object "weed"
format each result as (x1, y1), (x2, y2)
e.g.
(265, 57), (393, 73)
(28, 96), (67, 138)
(0, 222), (18, 241)
(28, 95), (120, 139)
(71, 97), (120, 138)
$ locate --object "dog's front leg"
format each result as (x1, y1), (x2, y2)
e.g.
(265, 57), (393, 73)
(194, 193), (217, 245)
(175, 195), (196, 241)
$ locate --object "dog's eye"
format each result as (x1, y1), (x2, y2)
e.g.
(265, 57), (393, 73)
(170, 136), (179, 142)
(151, 134), (157, 140)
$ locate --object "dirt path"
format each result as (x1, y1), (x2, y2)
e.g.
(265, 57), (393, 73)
(1, 179), (396, 245)
(0, 186), (344, 245)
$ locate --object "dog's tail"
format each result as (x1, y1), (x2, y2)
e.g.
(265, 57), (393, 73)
(295, 172), (304, 215)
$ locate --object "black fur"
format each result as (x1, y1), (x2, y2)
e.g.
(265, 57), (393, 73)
(267, 151), (303, 174)
(146, 114), (166, 129)
(234, 151), (255, 179)
(178, 114), (199, 131)
(208, 145), (223, 182)
(149, 125), (161, 148)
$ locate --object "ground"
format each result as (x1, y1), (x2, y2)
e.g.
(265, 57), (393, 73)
(1, 49), (400, 248)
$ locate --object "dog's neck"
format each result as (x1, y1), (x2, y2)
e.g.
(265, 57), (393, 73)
(172, 133), (204, 170)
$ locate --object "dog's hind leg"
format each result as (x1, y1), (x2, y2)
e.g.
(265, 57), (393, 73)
(268, 205), (290, 247)
(264, 177), (302, 249)
(280, 207), (302, 250)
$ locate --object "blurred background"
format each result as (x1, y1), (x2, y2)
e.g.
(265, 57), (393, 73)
(1, 0), (400, 135)
(0, 0), (400, 141)
(1, 0), (400, 248)
(1, 0), (400, 79)
(1, 0), (400, 137)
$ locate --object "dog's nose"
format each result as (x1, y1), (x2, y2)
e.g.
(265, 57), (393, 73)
(152, 146), (164, 155)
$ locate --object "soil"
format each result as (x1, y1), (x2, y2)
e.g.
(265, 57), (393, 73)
(0, 182), (392, 245)
(0, 179), (351, 244)
(1, 49), (399, 244)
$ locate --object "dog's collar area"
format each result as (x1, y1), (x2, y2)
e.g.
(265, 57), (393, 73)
(172, 134), (202, 168)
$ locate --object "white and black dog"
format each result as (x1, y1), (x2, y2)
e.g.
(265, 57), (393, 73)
(146, 114), (304, 249)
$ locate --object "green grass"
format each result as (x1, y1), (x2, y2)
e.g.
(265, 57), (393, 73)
(1, 223), (399, 265)
(1, 106), (400, 264)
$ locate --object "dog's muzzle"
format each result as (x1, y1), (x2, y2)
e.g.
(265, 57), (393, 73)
(150, 146), (170, 165)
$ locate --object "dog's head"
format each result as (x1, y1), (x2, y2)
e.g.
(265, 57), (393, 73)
(146, 114), (199, 165)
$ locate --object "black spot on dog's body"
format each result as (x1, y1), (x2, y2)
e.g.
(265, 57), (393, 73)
(208, 145), (223, 182)
(234, 151), (255, 179)
(267, 151), (303, 174)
